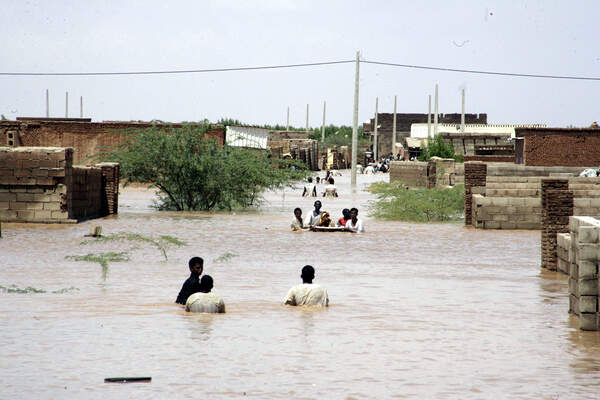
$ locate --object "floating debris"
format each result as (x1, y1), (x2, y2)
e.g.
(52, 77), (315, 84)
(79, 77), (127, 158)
(214, 252), (239, 263)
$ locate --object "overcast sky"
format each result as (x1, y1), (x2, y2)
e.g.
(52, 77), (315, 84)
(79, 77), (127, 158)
(1, 1), (599, 127)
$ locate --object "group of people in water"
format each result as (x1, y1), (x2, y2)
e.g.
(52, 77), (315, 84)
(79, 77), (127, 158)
(292, 200), (365, 232)
(175, 257), (328, 313)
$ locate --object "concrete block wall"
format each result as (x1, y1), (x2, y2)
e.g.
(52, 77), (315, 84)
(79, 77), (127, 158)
(0, 147), (73, 222)
(557, 233), (572, 274)
(566, 216), (600, 330)
(389, 161), (428, 187)
(0, 147), (119, 223)
(467, 163), (600, 230)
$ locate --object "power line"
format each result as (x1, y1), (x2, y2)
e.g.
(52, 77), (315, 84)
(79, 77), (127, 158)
(362, 60), (600, 81)
(0, 60), (354, 76)
(1, 58), (598, 81)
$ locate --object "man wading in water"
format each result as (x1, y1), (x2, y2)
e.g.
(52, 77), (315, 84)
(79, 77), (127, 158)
(185, 275), (225, 313)
(308, 200), (323, 227)
(175, 257), (204, 305)
(284, 265), (329, 307)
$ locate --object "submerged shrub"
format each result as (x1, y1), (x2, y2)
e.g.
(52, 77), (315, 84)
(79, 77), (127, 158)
(369, 181), (464, 222)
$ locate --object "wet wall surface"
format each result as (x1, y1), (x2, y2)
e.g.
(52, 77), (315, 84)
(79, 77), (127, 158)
(1, 172), (600, 399)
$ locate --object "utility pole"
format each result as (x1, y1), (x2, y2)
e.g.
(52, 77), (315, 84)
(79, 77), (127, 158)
(392, 95), (397, 157)
(351, 51), (360, 187)
(46, 89), (49, 117)
(433, 84), (439, 136)
(461, 88), (465, 132)
(65, 92), (69, 118)
(373, 97), (379, 160)
(306, 103), (309, 132)
(80, 96), (83, 118)
(427, 94), (432, 137)
(321, 101), (326, 142)
(286, 107), (290, 131)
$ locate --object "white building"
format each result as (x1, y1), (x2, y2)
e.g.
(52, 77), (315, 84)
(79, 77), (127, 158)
(410, 123), (547, 139)
(225, 126), (269, 149)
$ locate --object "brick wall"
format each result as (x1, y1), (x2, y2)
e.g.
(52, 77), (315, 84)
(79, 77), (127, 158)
(540, 179), (573, 271)
(464, 155), (515, 163)
(0, 147), (119, 223)
(0, 120), (225, 165)
(516, 127), (600, 166)
(464, 162), (487, 226)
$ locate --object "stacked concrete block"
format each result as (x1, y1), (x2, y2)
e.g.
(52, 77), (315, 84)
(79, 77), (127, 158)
(464, 162), (487, 226)
(472, 195), (541, 229)
(556, 233), (572, 274)
(567, 216), (600, 330)
(0, 147), (73, 222)
(540, 179), (573, 270)
(389, 161), (428, 187)
(0, 147), (119, 223)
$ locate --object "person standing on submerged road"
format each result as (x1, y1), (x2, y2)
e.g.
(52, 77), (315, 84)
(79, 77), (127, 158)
(345, 208), (365, 233)
(284, 265), (329, 307)
(185, 275), (225, 313)
(308, 200), (323, 227)
(175, 257), (203, 305)
(291, 207), (308, 231)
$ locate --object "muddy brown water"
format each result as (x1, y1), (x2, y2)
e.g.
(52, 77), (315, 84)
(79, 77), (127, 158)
(1, 172), (600, 399)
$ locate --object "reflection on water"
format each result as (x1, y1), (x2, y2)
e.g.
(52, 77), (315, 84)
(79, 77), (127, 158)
(1, 171), (600, 398)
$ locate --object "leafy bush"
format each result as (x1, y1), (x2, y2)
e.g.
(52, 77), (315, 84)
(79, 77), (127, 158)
(418, 134), (462, 162)
(369, 181), (464, 222)
(99, 125), (307, 211)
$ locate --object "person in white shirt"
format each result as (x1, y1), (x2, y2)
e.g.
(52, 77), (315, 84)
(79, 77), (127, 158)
(323, 177), (338, 198)
(185, 275), (225, 313)
(308, 200), (323, 227)
(284, 265), (329, 307)
(345, 207), (365, 233)
(291, 207), (308, 231)
(302, 177), (317, 197)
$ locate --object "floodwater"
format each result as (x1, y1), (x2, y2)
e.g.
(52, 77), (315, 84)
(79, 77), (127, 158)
(1, 171), (600, 399)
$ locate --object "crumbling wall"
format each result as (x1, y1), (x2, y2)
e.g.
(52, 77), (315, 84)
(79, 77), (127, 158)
(0, 147), (119, 223)
(540, 179), (573, 270)
(464, 162), (487, 226)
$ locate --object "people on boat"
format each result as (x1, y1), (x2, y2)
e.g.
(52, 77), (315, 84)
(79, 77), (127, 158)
(284, 265), (329, 307)
(185, 275), (226, 313)
(175, 257), (204, 305)
(308, 200), (323, 227)
(302, 177), (317, 197)
(291, 207), (308, 231)
(337, 208), (350, 227)
(323, 177), (338, 198)
(345, 207), (365, 233)
(316, 211), (334, 227)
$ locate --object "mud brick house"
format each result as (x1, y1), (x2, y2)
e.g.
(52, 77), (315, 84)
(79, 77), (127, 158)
(363, 113), (487, 155)
(515, 127), (600, 166)
(0, 118), (226, 165)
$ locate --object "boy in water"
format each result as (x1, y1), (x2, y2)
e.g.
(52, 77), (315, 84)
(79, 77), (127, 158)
(175, 257), (204, 305)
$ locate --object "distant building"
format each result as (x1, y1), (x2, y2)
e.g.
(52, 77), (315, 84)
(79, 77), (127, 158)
(515, 127), (600, 166)
(0, 117), (225, 164)
(363, 113), (487, 156)
(225, 126), (269, 149)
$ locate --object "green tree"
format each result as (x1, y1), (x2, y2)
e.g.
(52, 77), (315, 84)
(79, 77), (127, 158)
(418, 134), (462, 162)
(100, 125), (307, 211)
